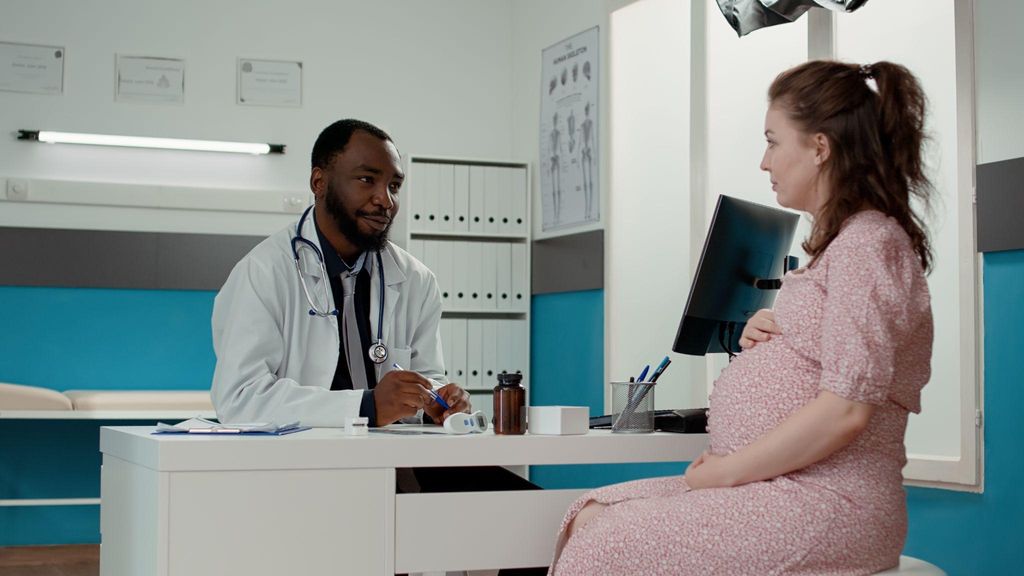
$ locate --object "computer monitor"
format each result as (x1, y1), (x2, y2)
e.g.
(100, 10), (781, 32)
(673, 195), (800, 356)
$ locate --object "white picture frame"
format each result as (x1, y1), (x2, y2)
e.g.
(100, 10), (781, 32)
(115, 54), (185, 104)
(0, 41), (64, 95)
(237, 58), (302, 107)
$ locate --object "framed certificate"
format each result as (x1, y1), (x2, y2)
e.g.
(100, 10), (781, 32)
(0, 41), (64, 95)
(237, 58), (302, 107)
(115, 55), (185, 104)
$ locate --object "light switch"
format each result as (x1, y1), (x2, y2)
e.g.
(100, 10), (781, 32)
(6, 179), (28, 201)
(282, 194), (307, 213)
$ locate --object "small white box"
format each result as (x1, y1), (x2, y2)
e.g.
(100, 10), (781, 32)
(528, 406), (589, 436)
(345, 417), (369, 436)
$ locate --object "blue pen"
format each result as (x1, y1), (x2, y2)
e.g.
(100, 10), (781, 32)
(391, 363), (451, 410)
(648, 356), (671, 382)
(636, 365), (650, 383)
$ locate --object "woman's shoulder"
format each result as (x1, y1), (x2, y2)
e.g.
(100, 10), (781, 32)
(827, 210), (913, 256)
(819, 210), (925, 286)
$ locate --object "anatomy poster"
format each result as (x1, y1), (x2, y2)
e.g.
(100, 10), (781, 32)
(540, 26), (599, 233)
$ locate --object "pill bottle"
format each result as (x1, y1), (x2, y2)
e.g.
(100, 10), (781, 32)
(493, 370), (525, 435)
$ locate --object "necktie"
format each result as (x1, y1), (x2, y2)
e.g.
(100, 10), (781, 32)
(341, 271), (369, 390)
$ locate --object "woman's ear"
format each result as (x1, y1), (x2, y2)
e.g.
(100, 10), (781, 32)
(813, 133), (831, 166)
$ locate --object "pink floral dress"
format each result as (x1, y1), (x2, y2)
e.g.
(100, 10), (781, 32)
(551, 211), (933, 575)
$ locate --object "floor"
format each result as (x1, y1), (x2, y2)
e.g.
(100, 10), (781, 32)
(0, 546), (516, 576)
(0, 545), (98, 576)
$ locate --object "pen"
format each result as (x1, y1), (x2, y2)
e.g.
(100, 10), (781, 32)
(636, 365), (650, 383)
(648, 356), (672, 383)
(391, 363), (451, 411)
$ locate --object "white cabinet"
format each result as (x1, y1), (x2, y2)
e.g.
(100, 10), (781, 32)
(403, 157), (531, 420)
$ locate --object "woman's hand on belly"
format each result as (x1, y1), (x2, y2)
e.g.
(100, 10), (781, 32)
(738, 308), (782, 350)
(683, 450), (735, 490)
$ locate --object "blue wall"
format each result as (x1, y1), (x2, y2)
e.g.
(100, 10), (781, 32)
(900, 250), (1024, 574)
(0, 286), (217, 391)
(0, 286), (218, 546)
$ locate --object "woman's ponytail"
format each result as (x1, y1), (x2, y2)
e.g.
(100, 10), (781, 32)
(768, 60), (934, 273)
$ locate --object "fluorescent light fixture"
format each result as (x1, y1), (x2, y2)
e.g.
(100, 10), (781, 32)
(17, 130), (285, 155)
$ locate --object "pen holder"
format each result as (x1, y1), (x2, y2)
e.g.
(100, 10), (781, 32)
(610, 381), (655, 433)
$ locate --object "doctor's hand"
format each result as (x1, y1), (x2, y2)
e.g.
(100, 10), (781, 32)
(373, 371), (435, 426)
(739, 308), (781, 350)
(423, 383), (472, 424)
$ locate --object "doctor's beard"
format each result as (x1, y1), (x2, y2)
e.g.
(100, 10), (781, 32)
(324, 182), (391, 253)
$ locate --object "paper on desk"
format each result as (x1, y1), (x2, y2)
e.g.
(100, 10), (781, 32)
(154, 417), (303, 434)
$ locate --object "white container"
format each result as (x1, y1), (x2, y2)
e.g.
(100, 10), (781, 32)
(345, 416), (369, 436)
(527, 406), (589, 435)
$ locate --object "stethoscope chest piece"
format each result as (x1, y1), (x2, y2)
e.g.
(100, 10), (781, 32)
(368, 341), (389, 364)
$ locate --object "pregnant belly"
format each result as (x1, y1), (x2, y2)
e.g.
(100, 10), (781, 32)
(707, 339), (821, 454)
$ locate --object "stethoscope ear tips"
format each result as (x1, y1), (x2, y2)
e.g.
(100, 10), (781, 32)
(308, 309), (316, 316)
(332, 310), (339, 316)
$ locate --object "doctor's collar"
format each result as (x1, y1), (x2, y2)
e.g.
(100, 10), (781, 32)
(312, 210), (367, 277)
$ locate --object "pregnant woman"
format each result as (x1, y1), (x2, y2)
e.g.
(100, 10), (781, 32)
(550, 60), (935, 576)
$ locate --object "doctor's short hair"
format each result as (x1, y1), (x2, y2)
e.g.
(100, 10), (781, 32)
(311, 119), (394, 170)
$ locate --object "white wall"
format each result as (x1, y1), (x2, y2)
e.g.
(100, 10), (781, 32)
(0, 0), (516, 233)
(509, 0), (610, 240)
(976, 0), (1024, 163)
(606, 0), (697, 411)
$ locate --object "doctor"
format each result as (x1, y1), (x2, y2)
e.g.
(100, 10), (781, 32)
(211, 119), (471, 427)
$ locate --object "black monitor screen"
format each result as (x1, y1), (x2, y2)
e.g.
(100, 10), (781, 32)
(673, 195), (799, 356)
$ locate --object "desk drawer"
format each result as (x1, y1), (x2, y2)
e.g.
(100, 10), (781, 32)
(395, 488), (584, 572)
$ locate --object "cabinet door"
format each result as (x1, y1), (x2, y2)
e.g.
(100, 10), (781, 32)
(167, 468), (394, 576)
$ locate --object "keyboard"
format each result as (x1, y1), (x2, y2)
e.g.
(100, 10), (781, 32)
(589, 408), (708, 434)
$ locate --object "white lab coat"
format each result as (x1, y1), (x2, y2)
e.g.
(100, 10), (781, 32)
(211, 214), (446, 427)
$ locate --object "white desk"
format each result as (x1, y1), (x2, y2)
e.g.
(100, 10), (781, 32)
(99, 426), (707, 575)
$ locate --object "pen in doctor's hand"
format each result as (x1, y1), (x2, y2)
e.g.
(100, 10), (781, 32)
(391, 363), (451, 411)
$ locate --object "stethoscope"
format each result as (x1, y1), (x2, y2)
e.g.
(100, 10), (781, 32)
(291, 205), (389, 365)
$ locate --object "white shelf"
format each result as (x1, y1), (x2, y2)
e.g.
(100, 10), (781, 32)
(409, 230), (529, 241)
(441, 308), (527, 315)
(0, 410), (215, 420)
(0, 497), (100, 508)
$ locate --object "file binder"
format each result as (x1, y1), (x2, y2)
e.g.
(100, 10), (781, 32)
(469, 166), (486, 233)
(454, 165), (471, 232)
